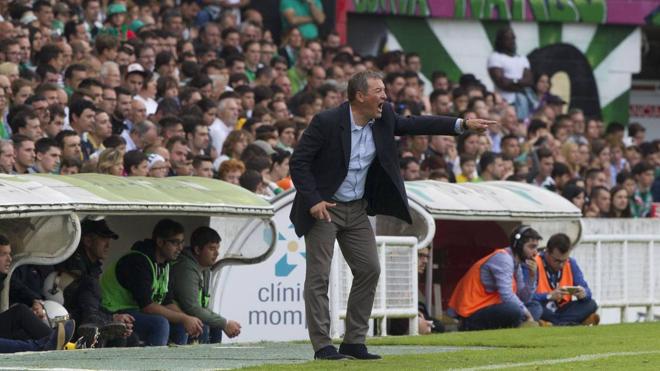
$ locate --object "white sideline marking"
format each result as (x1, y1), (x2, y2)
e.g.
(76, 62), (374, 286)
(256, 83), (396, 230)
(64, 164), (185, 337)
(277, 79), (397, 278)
(0, 368), (230, 371)
(212, 345), (265, 349)
(451, 350), (660, 370)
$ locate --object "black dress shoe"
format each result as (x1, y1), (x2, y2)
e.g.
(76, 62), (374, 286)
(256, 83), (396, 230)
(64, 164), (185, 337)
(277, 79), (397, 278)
(314, 345), (351, 360)
(339, 343), (382, 360)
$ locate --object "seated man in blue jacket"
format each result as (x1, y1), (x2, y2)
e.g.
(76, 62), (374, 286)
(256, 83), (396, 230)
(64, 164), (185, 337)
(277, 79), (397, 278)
(530, 233), (599, 326)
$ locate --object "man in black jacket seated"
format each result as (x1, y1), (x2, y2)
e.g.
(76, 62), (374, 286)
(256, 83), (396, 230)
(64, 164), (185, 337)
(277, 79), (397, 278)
(57, 219), (136, 347)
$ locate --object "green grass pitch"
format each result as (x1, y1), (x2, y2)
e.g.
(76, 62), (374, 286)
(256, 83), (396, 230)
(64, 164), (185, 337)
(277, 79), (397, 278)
(1, 322), (658, 370)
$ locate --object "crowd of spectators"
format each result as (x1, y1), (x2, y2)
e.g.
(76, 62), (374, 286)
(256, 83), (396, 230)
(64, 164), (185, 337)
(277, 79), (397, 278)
(0, 1), (657, 220)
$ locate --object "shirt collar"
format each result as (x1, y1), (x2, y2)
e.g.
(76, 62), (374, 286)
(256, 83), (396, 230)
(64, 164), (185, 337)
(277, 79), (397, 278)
(348, 104), (374, 131)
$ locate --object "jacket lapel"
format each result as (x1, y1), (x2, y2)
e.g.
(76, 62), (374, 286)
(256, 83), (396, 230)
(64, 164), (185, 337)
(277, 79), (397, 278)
(371, 116), (383, 154)
(340, 102), (351, 168)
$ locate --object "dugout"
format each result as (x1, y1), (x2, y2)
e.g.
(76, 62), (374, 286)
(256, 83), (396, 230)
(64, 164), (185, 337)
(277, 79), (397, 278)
(0, 173), (275, 312)
(376, 180), (583, 317)
(216, 180), (581, 342)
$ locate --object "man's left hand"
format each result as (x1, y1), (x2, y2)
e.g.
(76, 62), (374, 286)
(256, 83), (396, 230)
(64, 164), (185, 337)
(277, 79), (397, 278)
(113, 313), (135, 337)
(113, 313), (135, 325)
(575, 286), (587, 300)
(465, 119), (498, 134)
(224, 320), (242, 338)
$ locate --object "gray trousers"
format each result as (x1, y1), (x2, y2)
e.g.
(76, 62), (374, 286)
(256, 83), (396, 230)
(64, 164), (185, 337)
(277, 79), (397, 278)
(303, 199), (380, 351)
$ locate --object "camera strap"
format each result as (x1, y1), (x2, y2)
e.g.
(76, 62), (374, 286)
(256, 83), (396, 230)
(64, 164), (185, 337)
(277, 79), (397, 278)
(542, 255), (562, 289)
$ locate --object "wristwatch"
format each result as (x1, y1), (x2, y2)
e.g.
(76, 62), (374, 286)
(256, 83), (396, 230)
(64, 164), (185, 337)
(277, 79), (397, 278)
(461, 119), (469, 132)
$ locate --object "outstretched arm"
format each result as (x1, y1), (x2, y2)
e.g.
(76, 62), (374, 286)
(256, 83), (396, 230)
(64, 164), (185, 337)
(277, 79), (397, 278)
(394, 112), (497, 137)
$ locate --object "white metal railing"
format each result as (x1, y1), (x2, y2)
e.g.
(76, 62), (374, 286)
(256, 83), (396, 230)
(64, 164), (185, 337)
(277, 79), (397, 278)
(573, 234), (660, 322)
(329, 236), (419, 338)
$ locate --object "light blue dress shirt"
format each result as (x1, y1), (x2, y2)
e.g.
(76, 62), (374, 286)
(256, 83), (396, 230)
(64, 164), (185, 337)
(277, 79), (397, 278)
(333, 107), (376, 202)
(333, 109), (465, 202)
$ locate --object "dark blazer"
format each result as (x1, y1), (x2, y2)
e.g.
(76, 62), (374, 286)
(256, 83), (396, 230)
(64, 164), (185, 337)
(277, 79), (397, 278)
(289, 101), (459, 237)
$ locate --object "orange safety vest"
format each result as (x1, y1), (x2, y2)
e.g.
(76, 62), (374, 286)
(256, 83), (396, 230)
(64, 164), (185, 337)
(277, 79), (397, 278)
(276, 176), (293, 191)
(535, 254), (574, 307)
(448, 249), (517, 318)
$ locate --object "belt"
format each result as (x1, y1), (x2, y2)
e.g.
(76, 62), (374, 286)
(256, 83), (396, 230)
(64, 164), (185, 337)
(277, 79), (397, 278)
(331, 198), (363, 204)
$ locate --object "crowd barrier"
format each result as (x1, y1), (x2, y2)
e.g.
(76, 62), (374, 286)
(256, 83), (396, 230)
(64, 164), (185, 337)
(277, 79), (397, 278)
(330, 236), (419, 338)
(573, 219), (660, 323)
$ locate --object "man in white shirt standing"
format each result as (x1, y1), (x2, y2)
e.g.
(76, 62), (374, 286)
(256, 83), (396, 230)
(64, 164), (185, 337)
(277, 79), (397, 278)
(487, 27), (533, 105)
(209, 95), (240, 155)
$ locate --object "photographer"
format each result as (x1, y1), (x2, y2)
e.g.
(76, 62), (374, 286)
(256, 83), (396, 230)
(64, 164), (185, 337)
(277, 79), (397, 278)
(448, 226), (541, 331)
(529, 233), (599, 326)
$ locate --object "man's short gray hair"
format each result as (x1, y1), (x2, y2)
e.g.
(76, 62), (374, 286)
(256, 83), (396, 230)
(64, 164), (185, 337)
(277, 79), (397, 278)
(100, 61), (119, 77)
(347, 70), (383, 102)
(131, 120), (157, 137)
(217, 96), (235, 111)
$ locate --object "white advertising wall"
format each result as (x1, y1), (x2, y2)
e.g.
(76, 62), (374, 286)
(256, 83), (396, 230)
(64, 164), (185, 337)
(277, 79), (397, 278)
(211, 194), (309, 342)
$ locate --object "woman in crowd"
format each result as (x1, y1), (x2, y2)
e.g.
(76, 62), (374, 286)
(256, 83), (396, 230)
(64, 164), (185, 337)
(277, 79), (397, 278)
(28, 27), (44, 62)
(198, 98), (218, 127)
(532, 72), (551, 110)
(156, 76), (179, 100)
(577, 143), (591, 175)
(10, 79), (32, 107)
(478, 134), (493, 158)
(215, 130), (251, 169)
(608, 185), (632, 218)
(0, 63), (19, 85)
(562, 184), (586, 215)
(591, 139), (614, 186)
(560, 141), (582, 178)
(585, 119), (601, 143)
(609, 142), (630, 184)
(217, 159), (245, 186)
(96, 148), (124, 176)
(269, 147), (291, 191)
(616, 171), (637, 199)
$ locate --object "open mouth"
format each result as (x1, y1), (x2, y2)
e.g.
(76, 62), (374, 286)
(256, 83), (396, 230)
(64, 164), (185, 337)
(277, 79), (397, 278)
(377, 102), (383, 112)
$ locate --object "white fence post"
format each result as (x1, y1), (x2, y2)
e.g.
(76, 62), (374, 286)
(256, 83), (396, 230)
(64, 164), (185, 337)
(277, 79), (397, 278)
(378, 240), (387, 336)
(328, 236), (419, 338)
(649, 240), (655, 321)
(329, 243), (342, 339)
(578, 233), (660, 323)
